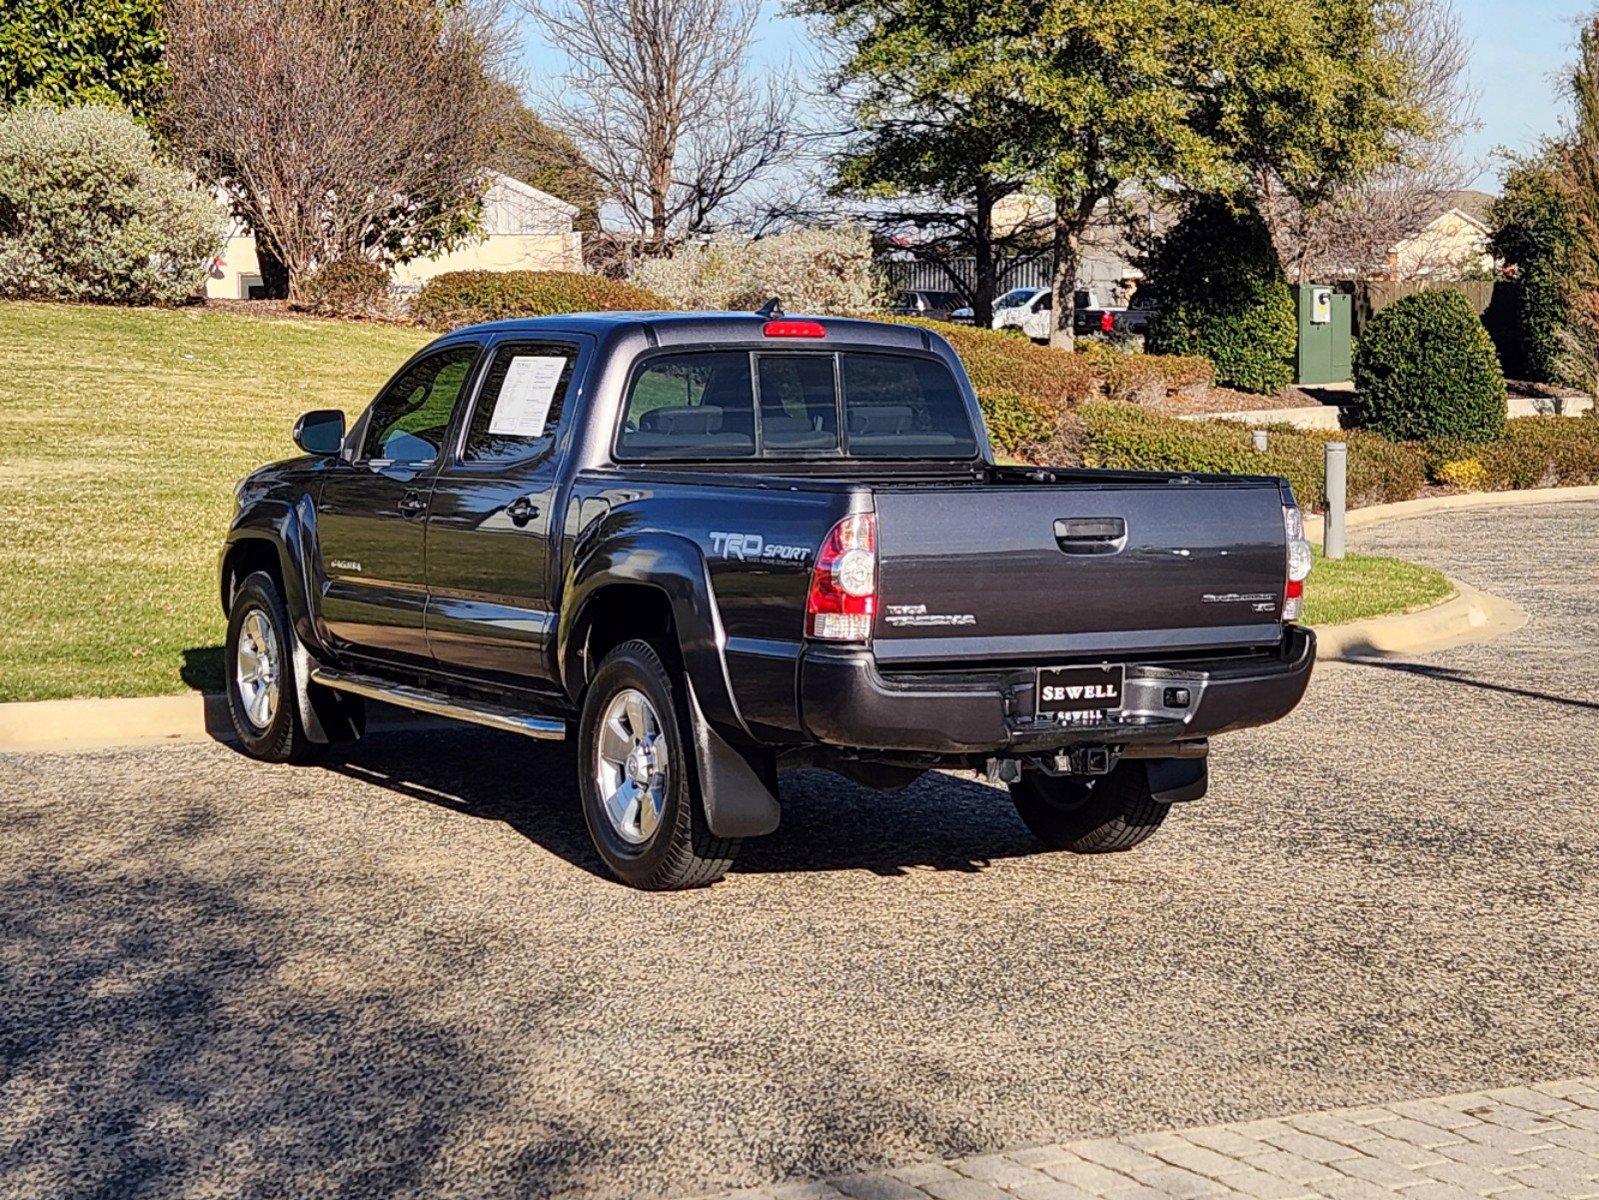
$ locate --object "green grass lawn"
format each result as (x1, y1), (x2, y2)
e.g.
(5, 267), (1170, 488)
(0, 301), (427, 701)
(0, 300), (1453, 702)
(1301, 546), (1453, 627)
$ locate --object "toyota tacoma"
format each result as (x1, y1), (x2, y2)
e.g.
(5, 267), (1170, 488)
(221, 309), (1315, 889)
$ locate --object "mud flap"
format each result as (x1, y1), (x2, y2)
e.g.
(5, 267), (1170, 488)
(684, 679), (781, 837)
(1146, 756), (1208, 803)
(291, 634), (365, 744)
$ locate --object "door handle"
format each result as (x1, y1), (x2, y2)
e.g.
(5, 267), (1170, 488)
(506, 496), (540, 526)
(1054, 517), (1127, 554)
(398, 490), (428, 516)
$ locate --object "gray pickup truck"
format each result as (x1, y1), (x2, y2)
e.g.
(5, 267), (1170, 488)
(221, 309), (1315, 889)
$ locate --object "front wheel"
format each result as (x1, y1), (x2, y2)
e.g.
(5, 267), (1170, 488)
(577, 640), (739, 890)
(225, 570), (325, 763)
(1008, 761), (1169, 853)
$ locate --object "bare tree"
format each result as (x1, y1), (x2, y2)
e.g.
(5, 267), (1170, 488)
(162, 0), (511, 298)
(524, 0), (792, 255)
(1256, 0), (1480, 282)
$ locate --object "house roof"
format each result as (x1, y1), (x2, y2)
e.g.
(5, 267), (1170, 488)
(485, 171), (579, 218)
(1431, 189), (1496, 230)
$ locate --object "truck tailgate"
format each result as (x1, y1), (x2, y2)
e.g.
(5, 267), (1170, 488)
(873, 480), (1289, 664)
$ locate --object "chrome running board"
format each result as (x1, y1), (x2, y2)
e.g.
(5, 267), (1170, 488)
(310, 668), (567, 741)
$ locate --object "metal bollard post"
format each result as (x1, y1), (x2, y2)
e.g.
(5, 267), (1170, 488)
(1324, 441), (1347, 560)
(1252, 429), (1268, 452)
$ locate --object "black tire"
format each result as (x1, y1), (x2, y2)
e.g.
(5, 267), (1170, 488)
(1008, 760), (1169, 853)
(225, 570), (325, 764)
(577, 639), (739, 890)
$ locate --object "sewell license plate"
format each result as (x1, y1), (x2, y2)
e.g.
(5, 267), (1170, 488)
(1037, 664), (1125, 722)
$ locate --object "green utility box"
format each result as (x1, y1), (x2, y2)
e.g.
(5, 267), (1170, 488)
(1294, 285), (1353, 385)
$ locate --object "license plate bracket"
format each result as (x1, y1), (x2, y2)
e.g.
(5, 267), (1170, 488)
(1037, 664), (1125, 721)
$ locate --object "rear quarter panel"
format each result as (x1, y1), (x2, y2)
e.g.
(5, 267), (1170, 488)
(562, 468), (858, 742)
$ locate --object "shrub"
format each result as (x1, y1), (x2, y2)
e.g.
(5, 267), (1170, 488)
(629, 225), (883, 314)
(980, 389), (1070, 461)
(1078, 403), (1426, 510)
(1489, 153), (1579, 384)
(297, 254), (389, 318)
(895, 318), (1099, 409)
(411, 269), (669, 330)
(0, 102), (223, 304)
(1144, 196), (1296, 394)
(1471, 416), (1599, 488)
(1434, 457), (1488, 491)
(1078, 341), (1214, 405)
(1349, 289), (1507, 444)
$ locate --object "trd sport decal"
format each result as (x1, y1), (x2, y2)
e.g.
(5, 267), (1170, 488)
(708, 531), (811, 563)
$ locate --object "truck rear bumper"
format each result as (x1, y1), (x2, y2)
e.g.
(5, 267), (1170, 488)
(798, 626), (1315, 757)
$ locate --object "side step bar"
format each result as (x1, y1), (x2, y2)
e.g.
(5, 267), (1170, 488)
(310, 668), (566, 741)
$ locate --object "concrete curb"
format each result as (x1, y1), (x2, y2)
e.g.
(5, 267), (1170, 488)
(1181, 395), (1593, 432)
(1301, 487), (1599, 661)
(1179, 405), (1342, 430)
(1313, 576), (1527, 662)
(0, 694), (430, 754)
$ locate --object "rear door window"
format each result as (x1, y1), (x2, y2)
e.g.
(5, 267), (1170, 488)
(840, 353), (979, 459)
(618, 352), (756, 459)
(461, 340), (579, 463)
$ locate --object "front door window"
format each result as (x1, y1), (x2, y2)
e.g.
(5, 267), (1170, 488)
(361, 346), (479, 465)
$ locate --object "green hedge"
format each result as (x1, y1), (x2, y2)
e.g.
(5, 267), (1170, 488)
(1430, 415), (1599, 490)
(1078, 342), (1214, 404)
(980, 388), (1072, 462)
(411, 270), (670, 329)
(1489, 155), (1579, 384)
(1144, 197), (1296, 394)
(902, 317), (1213, 411)
(897, 319), (1099, 408)
(1076, 403), (1427, 510)
(1349, 289), (1507, 443)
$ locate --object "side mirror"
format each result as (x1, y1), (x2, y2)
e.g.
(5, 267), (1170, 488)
(293, 409), (345, 456)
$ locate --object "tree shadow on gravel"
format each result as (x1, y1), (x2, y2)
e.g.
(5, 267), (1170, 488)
(322, 730), (1044, 881)
(0, 843), (617, 1199)
(1348, 657), (1599, 712)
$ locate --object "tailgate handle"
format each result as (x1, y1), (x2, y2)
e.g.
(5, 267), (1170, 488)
(1054, 517), (1127, 554)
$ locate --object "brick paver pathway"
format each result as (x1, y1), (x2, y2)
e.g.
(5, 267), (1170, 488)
(697, 1080), (1599, 1200)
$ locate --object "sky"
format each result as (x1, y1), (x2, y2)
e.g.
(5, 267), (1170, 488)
(1456, 0), (1592, 179)
(514, 0), (1596, 195)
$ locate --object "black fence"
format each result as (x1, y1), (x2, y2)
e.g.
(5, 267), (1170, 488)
(876, 257), (1054, 296)
(876, 254), (1147, 301)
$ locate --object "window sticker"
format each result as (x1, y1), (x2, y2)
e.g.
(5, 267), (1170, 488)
(487, 355), (567, 437)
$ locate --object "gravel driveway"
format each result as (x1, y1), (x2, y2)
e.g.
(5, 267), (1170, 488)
(2, 502), (1596, 1200)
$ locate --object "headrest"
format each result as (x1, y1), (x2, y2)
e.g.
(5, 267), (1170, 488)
(850, 405), (914, 436)
(640, 405), (723, 435)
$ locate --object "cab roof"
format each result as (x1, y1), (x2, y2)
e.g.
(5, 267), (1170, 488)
(439, 311), (944, 352)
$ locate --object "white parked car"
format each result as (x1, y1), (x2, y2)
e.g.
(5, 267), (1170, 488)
(991, 287), (1048, 331)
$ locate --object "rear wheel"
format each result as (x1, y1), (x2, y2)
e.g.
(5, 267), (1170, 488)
(1008, 760), (1169, 853)
(577, 640), (739, 890)
(225, 570), (324, 763)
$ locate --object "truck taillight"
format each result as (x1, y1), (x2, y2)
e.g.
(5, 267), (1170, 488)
(1283, 503), (1312, 622)
(1100, 310), (1114, 334)
(806, 513), (877, 641)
